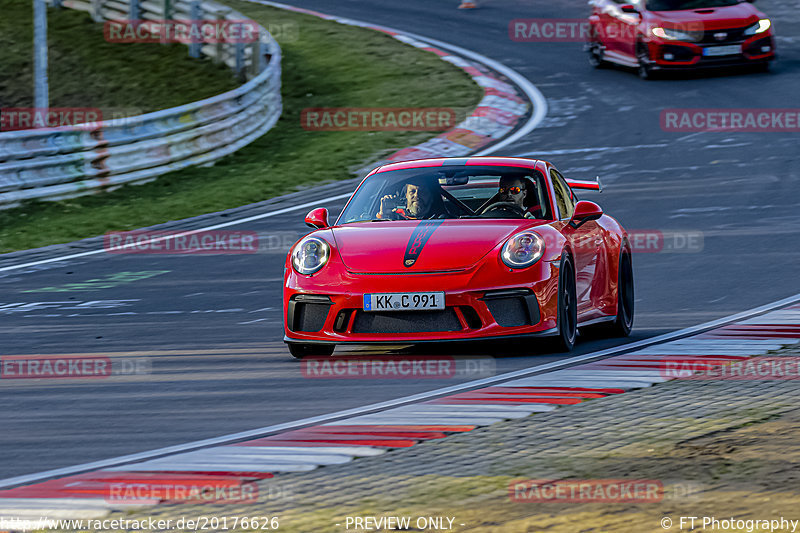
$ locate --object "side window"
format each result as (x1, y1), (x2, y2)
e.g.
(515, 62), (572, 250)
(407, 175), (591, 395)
(550, 170), (575, 220)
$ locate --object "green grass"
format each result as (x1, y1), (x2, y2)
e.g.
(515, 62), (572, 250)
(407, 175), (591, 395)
(0, 0), (239, 111)
(0, 2), (483, 253)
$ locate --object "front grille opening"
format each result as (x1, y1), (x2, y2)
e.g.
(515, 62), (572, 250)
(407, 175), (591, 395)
(662, 45), (695, 62)
(700, 26), (747, 44)
(352, 308), (461, 334)
(459, 306), (482, 330)
(481, 289), (540, 328)
(287, 295), (332, 332)
(744, 36), (772, 55)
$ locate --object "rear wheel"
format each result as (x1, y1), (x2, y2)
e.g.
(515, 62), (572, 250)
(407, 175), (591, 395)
(553, 255), (578, 352)
(288, 343), (335, 359)
(605, 252), (634, 337)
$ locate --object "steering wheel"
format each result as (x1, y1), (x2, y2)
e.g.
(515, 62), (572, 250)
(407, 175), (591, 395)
(479, 201), (527, 218)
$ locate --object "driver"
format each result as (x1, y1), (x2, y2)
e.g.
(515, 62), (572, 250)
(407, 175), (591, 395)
(497, 176), (541, 218)
(376, 178), (444, 220)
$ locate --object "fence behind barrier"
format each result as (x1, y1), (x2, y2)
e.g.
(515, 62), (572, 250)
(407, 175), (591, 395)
(0, 0), (282, 209)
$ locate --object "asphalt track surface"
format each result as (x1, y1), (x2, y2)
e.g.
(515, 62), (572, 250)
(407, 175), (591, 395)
(1, 0), (799, 480)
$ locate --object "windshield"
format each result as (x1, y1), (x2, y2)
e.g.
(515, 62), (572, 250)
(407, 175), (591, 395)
(337, 166), (552, 224)
(646, 0), (739, 11)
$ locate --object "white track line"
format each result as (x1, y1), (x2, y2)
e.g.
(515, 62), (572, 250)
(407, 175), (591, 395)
(1, 292), (798, 489)
(0, 192), (352, 273)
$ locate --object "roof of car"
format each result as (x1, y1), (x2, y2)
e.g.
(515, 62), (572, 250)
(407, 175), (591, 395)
(372, 157), (545, 174)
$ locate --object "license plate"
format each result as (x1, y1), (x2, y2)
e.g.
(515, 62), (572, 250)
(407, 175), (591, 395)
(703, 45), (741, 57)
(363, 292), (445, 312)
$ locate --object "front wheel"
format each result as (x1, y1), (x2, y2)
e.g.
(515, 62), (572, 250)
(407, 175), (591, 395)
(587, 41), (606, 69)
(636, 42), (655, 80)
(553, 255), (578, 352)
(288, 343), (335, 359)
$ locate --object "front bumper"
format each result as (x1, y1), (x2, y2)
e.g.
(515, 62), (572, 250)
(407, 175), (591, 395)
(284, 261), (561, 345)
(645, 34), (775, 70)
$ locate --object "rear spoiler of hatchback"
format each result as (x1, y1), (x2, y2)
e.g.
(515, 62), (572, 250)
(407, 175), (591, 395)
(566, 176), (602, 192)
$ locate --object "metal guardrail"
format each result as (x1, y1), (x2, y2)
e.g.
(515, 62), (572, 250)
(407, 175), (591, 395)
(0, 0), (282, 209)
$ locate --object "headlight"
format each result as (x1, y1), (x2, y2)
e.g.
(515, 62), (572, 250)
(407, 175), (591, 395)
(744, 19), (771, 36)
(291, 236), (330, 275)
(501, 232), (545, 269)
(652, 27), (699, 42)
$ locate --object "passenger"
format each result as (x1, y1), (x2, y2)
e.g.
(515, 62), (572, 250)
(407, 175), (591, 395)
(376, 178), (445, 220)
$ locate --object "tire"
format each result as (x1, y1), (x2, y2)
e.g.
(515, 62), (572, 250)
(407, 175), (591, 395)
(636, 42), (655, 80)
(588, 41), (606, 69)
(553, 254), (578, 352)
(605, 251), (634, 337)
(755, 61), (772, 73)
(288, 343), (335, 359)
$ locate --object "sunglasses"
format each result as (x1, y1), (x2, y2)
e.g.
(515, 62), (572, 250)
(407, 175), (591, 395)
(500, 186), (523, 195)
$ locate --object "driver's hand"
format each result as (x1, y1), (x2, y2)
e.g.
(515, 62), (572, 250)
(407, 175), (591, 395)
(378, 194), (398, 218)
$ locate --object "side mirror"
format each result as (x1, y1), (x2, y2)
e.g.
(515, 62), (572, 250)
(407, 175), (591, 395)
(620, 4), (640, 13)
(305, 208), (329, 229)
(569, 201), (603, 229)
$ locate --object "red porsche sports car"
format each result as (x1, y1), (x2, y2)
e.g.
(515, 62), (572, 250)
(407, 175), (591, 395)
(587, 0), (775, 79)
(283, 157), (634, 358)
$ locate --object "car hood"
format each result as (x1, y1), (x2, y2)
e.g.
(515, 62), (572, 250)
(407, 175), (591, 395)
(650, 3), (760, 29)
(331, 220), (548, 273)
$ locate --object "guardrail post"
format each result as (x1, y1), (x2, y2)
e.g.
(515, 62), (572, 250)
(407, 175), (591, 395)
(159, 0), (172, 45)
(249, 40), (262, 78)
(235, 41), (245, 80)
(129, 0), (140, 20)
(207, 6), (227, 65)
(90, 0), (104, 22)
(188, 0), (201, 58)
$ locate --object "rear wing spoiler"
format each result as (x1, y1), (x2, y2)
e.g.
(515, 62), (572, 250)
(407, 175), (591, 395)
(566, 176), (602, 192)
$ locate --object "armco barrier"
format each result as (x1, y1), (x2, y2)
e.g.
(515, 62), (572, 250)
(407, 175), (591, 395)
(0, 0), (282, 209)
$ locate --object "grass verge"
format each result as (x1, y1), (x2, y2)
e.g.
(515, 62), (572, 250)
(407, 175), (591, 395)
(0, 1), (483, 253)
(0, 0), (239, 111)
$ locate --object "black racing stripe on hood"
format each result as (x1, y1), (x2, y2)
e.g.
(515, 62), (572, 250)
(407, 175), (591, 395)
(403, 219), (446, 267)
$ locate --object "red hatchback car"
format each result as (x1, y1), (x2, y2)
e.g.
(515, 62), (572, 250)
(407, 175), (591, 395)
(588, 0), (775, 78)
(283, 157), (634, 359)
